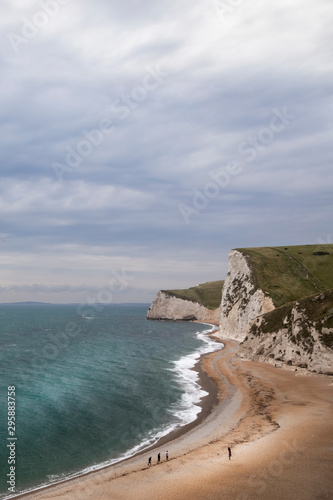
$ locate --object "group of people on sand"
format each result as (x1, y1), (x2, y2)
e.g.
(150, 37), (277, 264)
(148, 447), (231, 467)
(148, 450), (168, 467)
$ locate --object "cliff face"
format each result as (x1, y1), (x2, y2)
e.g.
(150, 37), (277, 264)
(147, 245), (332, 374)
(238, 291), (333, 374)
(218, 247), (333, 374)
(218, 250), (275, 341)
(147, 291), (220, 325)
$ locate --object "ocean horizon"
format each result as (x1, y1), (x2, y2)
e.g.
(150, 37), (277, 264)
(0, 303), (222, 498)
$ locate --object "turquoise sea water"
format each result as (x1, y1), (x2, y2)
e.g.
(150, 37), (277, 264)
(0, 304), (221, 497)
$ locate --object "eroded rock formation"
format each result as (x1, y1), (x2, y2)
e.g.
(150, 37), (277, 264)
(218, 250), (275, 341)
(147, 290), (220, 325)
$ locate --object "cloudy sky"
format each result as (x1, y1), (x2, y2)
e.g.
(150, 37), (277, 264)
(0, 0), (332, 304)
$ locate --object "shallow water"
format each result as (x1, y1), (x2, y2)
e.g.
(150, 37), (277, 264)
(0, 303), (221, 497)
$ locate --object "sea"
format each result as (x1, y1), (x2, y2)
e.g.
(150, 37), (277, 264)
(0, 303), (222, 498)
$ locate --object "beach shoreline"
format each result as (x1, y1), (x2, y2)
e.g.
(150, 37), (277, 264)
(10, 336), (333, 500)
(6, 326), (223, 499)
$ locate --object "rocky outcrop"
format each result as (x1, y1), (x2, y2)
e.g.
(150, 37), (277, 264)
(217, 247), (332, 374)
(238, 291), (333, 374)
(148, 245), (332, 374)
(218, 250), (275, 341)
(147, 291), (220, 325)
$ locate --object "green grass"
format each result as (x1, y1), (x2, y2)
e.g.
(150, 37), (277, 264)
(250, 289), (333, 349)
(237, 244), (333, 307)
(163, 280), (224, 310)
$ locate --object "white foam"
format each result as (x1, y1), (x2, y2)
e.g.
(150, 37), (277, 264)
(5, 324), (223, 499)
(169, 323), (223, 427)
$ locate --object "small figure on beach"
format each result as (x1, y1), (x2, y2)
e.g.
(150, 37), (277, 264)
(157, 453), (160, 463)
(166, 450), (169, 461)
(228, 447), (232, 460)
(148, 456), (152, 467)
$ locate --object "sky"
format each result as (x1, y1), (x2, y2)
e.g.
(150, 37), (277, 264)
(0, 0), (332, 304)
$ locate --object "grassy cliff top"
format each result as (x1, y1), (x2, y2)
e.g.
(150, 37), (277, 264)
(237, 244), (333, 307)
(163, 280), (224, 310)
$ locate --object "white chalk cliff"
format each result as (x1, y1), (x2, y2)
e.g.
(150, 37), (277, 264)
(217, 250), (333, 374)
(147, 247), (332, 374)
(217, 250), (275, 342)
(147, 291), (220, 325)
(237, 292), (333, 374)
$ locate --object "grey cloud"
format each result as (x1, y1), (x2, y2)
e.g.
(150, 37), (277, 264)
(0, 0), (332, 302)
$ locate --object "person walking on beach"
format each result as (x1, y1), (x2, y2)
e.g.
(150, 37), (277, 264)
(157, 453), (160, 463)
(228, 447), (232, 460)
(166, 450), (169, 461)
(148, 456), (152, 467)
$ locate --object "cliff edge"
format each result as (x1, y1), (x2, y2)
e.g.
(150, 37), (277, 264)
(238, 290), (333, 374)
(147, 244), (332, 374)
(147, 281), (223, 325)
(218, 249), (275, 341)
(218, 244), (333, 374)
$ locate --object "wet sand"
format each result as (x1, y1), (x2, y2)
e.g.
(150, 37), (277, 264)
(17, 339), (333, 500)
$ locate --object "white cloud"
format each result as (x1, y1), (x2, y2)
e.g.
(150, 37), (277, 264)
(0, 0), (332, 302)
(0, 179), (154, 214)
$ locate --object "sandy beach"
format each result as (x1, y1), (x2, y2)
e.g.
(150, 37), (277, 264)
(17, 339), (333, 500)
